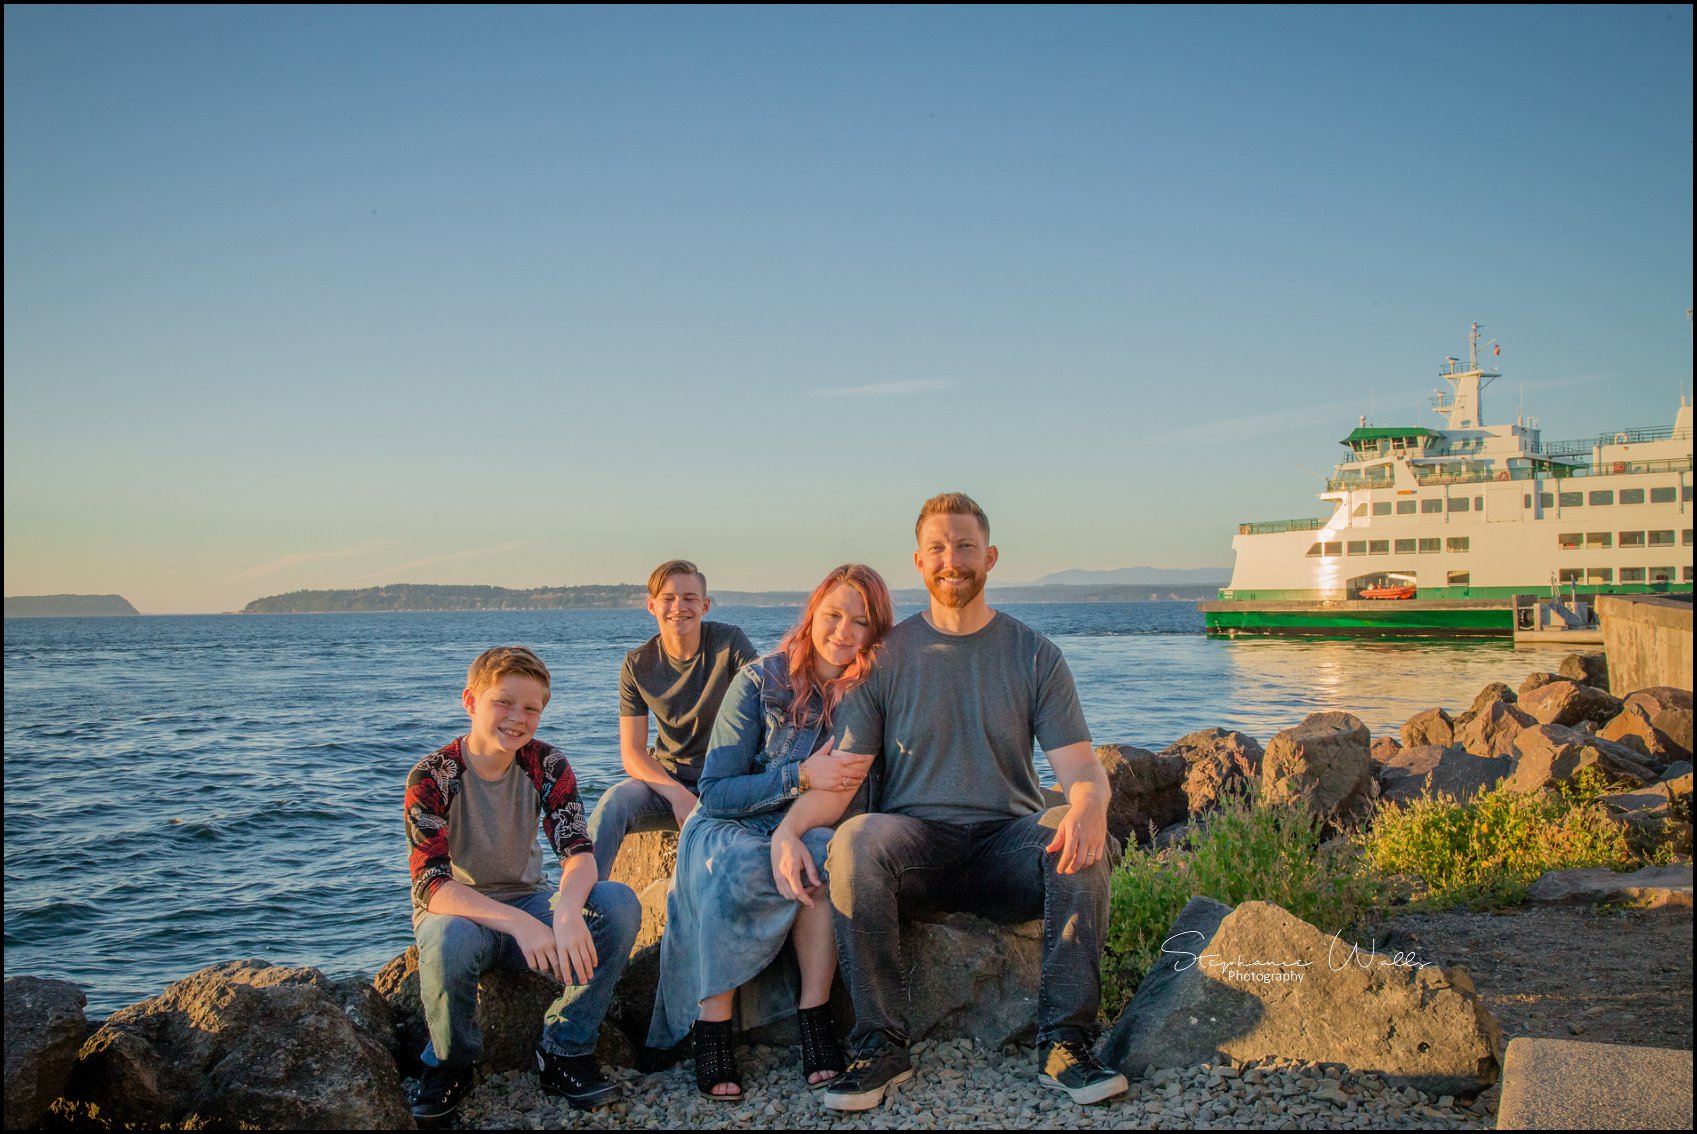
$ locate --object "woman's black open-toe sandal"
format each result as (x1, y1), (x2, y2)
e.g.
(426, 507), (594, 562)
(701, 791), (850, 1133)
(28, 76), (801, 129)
(797, 1002), (847, 1089)
(692, 1018), (743, 1102)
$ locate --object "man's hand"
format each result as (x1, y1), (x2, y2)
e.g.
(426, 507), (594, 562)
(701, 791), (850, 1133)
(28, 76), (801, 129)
(669, 791), (697, 829)
(1044, 799), (1110, 874)
(552, 907), (599, 985)
(801, 737), (873, 794)
(771, 829), (822, 907)
(512, 912), (566, 980)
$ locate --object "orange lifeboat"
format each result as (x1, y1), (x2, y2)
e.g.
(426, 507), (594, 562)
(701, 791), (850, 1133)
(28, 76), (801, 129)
(1359, 584), (1418, 600)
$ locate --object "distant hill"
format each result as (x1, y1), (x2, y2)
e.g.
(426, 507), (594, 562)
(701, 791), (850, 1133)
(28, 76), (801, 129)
(247, 581), (1224, 613)
(244, 584), (648, 613)
(5, 594), (140, 617)
(1031, 567), (1231, 586)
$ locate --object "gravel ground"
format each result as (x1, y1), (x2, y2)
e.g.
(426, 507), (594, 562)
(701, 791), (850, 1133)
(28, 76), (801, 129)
(452, 1038), (1492, 1130)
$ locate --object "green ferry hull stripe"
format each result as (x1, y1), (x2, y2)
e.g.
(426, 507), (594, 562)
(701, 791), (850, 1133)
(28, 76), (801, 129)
(1202, 608), (1512, 635)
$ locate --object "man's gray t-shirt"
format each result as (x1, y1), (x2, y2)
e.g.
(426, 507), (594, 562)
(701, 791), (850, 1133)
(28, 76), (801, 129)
(833, 611), (1092, 824)
(619, 621), (757, 787)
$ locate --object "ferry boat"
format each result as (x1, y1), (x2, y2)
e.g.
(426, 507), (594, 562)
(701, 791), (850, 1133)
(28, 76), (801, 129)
(1200, 324), (1694, 636)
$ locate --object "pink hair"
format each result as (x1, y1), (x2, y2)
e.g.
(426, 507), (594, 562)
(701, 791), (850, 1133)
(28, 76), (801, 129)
(776, 563), (894, 727)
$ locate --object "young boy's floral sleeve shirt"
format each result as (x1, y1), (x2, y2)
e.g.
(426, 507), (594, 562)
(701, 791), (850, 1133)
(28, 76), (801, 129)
(404, 737), (594, 912)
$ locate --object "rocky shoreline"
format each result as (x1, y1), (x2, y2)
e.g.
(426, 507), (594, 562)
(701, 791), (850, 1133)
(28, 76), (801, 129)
(7, 652), (1692, 1130)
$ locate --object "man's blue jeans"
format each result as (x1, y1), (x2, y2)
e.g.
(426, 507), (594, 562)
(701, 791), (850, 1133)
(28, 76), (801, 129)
(586, 778), (693, 880)
(826, 807), (1111, 1053)
(414, 882), (640, 1067)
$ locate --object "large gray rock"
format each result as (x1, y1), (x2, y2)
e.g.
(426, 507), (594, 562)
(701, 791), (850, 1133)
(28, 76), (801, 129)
(1093, 744), (1188, 845)
(66, 960), (410, 1129)
(1517, 680), (1624, 729)
(1454, 701), (1538, 758)
(1160, 728), (1264, 814)
(1595, 781), (1694, 856)
(1102, 898), (1501, 1097)
(607, 829), (678, 895)
(4, 976), (88, 1128)
(1558, 652), (1610, 692)
(1401, 707), (1456, 750)
(1261, 712), (1375, 827)
(376, 947), (635, 1078)
(1598, 687), (1696, 771)
(898, 914), (1042, 1047)
(1507, 725), (1657, 794)
(1377, 745), (1510, 806)
(1524, 865), (1694, 910)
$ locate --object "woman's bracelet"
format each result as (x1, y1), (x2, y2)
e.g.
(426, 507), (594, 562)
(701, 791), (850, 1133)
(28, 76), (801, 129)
(798, 764), (811, 793)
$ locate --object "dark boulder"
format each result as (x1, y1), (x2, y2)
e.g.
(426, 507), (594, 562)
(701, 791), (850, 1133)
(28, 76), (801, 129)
(66, 960), (410, 1129)
(1094, 744), (1188, 845)
(1518, 680), (1623, 729)
(1260, 712), (1375, 828)
(1400, 707), (1455, 750)
(1377, 745), (1510, 806)
(1160, 728), (1264, 814)
(1454, 701), (1538, 758)
(1506, 725), (1657, 795)
(1558, 652), (1610, 692)
(4, 976), (88, 1128)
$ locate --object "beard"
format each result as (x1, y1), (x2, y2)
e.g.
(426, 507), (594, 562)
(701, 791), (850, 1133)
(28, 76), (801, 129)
(924, 568), (985, 608)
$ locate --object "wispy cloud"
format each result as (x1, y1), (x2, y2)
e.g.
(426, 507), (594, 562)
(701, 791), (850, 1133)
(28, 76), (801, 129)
(1150, 398), (1361, 446)
(814, 378), (962, 399)
(235, 541), (392, 579)
(370, 541), (528, 579)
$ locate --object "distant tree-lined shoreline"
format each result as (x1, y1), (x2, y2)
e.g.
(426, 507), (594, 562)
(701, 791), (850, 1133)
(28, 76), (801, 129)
(241, 581), (1227, 613)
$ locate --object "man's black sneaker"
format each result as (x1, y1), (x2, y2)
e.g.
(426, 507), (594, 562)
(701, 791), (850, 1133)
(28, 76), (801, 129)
(821, 1041), (913, 1112)
(1037, 1038), (1129, 1105)
(535, 1047), (620, 1109)
(411, 1062), (477, 1125)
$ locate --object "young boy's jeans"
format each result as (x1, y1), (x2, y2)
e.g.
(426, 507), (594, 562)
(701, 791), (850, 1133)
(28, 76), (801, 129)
(415, 881), (640, 1068)
(586, 778), (696, 880)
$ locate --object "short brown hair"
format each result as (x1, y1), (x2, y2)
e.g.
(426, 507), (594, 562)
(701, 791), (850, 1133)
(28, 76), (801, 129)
(466, 645), (551, 700)
(915, 492), (990, 543)
(647, 559), (706, 598)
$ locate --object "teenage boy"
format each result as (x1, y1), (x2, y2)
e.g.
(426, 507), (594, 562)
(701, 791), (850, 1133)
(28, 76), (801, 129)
(587, 560), (757, 879)
(404, 646), (641, 1126)
(769, 492), (1128, 1111)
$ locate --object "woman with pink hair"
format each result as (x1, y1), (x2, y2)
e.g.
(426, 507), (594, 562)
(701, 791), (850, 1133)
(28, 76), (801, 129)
(647, 564), (894, 1102)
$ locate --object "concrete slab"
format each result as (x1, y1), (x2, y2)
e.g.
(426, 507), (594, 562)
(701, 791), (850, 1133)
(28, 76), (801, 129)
(1497, 1038), (1694, 1130)
(1524, 864), (1694, 910)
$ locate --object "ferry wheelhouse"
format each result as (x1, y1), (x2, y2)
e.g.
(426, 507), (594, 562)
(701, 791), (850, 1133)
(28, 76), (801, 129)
(1201, 325), (1695, 635)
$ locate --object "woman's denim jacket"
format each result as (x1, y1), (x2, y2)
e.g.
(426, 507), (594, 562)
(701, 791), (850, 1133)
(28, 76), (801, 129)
(695, 654), (823, 835)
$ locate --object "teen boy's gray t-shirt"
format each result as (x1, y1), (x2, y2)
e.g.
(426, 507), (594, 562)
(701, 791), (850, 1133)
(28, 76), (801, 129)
(413, 754), (547, 929)
(619, 621), (757, 786)
(834, 611), (1092, 824)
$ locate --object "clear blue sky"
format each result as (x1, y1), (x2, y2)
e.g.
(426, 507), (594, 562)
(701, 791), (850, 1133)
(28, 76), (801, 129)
(5, 5), (1692, 613)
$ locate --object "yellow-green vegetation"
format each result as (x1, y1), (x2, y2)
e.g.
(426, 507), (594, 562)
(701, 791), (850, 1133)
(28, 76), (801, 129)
(1361, 772), (1658, 908)
(1100, 767), (1678, 1018)
(1101, 791), (1374, 1019)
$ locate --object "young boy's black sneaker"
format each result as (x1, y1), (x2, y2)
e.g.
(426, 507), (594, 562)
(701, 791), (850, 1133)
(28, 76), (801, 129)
(535, 1047), (620, 1109)
(821, 1039), (913, 1112)
(1037, 1038), (1129, 1105)
(411, 1062), (477, 1125)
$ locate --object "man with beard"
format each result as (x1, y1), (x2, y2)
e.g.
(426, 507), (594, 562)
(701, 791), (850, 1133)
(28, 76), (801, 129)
(768, 492), (1126, 1112)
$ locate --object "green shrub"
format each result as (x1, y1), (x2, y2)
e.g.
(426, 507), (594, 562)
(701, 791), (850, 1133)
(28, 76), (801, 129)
(1358, 779), (1639, 907)
(1101, 791), (1373, 1019)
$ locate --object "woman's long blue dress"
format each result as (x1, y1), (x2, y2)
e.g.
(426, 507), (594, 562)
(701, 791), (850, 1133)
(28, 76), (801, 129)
(646, 654), (848, 1049)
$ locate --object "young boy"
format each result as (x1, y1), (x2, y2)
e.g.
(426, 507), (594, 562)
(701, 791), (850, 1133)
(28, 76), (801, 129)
(587, 560), (758, 879)
(404, 646), (641, 1125)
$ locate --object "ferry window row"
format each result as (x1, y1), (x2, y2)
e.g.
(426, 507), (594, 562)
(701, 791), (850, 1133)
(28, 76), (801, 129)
(1309, 537), (1469, 557)
(1556, 530), (1692, 550)
(1528, 486), (1690, 508)
(1358, 497), (1481, 517)
(1557, 567), (1693, 584)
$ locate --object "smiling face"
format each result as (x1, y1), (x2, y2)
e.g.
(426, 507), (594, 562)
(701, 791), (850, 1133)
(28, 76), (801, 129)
(809, 581), (873, 680)
(915, 511), (997, 609)
(647, 572), (710, 639)
(462, 673), (549, 757)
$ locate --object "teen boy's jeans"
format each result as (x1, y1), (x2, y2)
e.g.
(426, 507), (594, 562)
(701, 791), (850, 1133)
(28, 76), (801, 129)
(826, 807), (1110, 1053)
(415, 881), (640, 1068)
(587, 778), (695, 880)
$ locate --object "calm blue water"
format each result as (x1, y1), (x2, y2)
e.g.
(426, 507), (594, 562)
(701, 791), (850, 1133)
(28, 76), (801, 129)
(2, 604), (1579, 1016)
